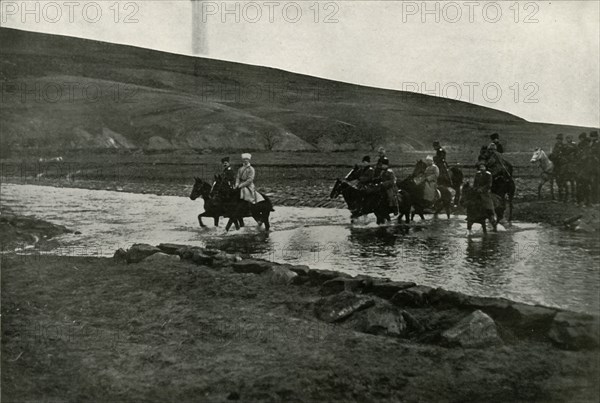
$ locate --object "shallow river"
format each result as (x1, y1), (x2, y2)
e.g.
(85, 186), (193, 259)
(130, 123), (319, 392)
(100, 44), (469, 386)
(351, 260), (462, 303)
(2, 184), (599, 314)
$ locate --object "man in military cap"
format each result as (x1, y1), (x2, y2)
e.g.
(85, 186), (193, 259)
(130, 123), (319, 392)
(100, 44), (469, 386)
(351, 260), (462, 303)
(357, 155), (374, 189)
(551, 134), (564, 159)
(376, 157), (399, 215)
(374, 147), (387, 177)
(432, 140), (449, 184)
(473, 161), (496, 226)
(221, 156), (236, 188)
(490, 133), (504, 153)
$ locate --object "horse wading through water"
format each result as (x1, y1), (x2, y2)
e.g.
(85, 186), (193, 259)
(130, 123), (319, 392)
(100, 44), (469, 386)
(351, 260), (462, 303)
(190, 176), (274, 231)
(397, 160), (452, 221)
(530, 148), (555, 200)
(484, 152), (515, 222)
(461, 182), (502, 234)
(330, 166), (410, 224)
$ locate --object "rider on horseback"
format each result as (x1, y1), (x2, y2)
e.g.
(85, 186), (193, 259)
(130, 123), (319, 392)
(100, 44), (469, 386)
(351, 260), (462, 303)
(375, 157), (399, 215)
(374, 147), (387, 177)
(422, 155), (439, 206)
(489, 133), (504, 153)
(433, 140), (450, 184)
(234, 153), (264, 205)
(221, 157), (236, 188)
(357, 155), (374, 189)
(473, 161), (497, 225)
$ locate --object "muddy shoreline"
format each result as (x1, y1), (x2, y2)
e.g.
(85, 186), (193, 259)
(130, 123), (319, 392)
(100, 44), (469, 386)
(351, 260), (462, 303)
(2, 238), (599, 402)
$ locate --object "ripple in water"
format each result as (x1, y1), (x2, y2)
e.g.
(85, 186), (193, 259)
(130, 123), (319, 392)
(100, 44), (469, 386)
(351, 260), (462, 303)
(2, 184), (599, 314)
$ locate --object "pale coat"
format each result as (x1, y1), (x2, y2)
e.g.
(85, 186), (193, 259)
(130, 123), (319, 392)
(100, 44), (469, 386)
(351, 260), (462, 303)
(235, 164), (265, 203)
(422, 164), (439, 202)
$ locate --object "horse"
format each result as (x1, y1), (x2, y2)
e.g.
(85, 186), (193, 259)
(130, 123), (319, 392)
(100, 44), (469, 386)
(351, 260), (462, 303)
(484, 154), (515, 222)
(397, 160), (452, 221)
(438, 164), (464, 206)
(330, 173), (395, 225)
(189, 177), (274, 231)
(461, 182), (502, 234)
(530, 148), (555, 200)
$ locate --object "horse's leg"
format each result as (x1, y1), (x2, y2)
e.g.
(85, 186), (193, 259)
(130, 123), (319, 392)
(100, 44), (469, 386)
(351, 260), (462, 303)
(466, 221), (473, 236)
(214, 216), (219, 227)
(225, 219), (233, 231)
(550, 177), (555, 200)
(263, 212), (271, 231)
(238, 217), (245, 227)
(537, 180), (543, 200)
(482, 221), (487, 234)
(198, 213), (206, 227)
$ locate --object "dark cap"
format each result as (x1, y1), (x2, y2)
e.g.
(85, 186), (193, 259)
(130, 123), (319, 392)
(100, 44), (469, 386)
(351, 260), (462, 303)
(579, 132), (588, 140)
(490, 133), (499, 140)
(221, 157), (230, 163)
(433, 140), (440, 145)
(362, 155), (371, 163)
(556, 133), (564, 140)
(590, 131), (598, 139)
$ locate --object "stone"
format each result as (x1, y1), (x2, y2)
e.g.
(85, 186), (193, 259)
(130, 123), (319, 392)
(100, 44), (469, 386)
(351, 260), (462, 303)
(441, 310), (503, 348)
(314, 291), (375, 323)
(156, 243), (191, 255)
(370, 280), (417, 300)
(504, 303), (557, 337)
(286, 264), (310, 277)
(349, 303), (407, 337)
(126, 243), (161, 263)
(192, 251), (214, 266)
(320, 277), (366, 296)
(391, 286), (434, 307)
(461, 295), (513, 319)
(179, 246), (205, 260)
(144, 252), (180, 263)
(231, 259), (273, 274)
(308, 269), (351, 286)
(113, 248), (127, 263)
(548, 311), (599, 350)
(261, 266), (298, 286)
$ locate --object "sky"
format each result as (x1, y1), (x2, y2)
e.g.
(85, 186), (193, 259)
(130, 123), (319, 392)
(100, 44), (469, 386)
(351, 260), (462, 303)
(1, 0), (599, 128)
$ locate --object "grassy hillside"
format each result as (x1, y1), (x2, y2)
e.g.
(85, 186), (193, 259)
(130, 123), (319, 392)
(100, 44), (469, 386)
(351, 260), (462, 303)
(1, 28), (597, 155)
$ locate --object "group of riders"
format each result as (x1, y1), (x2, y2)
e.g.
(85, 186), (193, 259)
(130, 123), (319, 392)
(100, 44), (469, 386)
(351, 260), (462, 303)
(345, 133), (509, 223)
(212, 129), (598, 228)
(548, 131), (600, 204)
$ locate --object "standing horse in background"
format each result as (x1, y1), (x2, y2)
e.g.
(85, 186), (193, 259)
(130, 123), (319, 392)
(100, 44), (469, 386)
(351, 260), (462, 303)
(530, 148), (555, 200)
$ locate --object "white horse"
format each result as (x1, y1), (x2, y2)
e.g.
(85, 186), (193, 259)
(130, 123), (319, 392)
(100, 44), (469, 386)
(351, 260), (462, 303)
(530, 148), (555, 200)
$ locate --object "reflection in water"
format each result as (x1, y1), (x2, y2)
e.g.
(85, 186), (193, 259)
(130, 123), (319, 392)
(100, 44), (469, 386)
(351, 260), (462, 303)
(2, 184), (599, 314)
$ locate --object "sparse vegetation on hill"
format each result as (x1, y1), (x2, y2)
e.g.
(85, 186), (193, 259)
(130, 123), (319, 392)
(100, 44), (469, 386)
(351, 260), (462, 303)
(1, 28), (597, 155)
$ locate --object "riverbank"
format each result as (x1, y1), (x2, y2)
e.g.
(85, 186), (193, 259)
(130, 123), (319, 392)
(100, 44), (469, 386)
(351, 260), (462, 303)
(0, 210), (73, 251)
(2, 236), (599, 402)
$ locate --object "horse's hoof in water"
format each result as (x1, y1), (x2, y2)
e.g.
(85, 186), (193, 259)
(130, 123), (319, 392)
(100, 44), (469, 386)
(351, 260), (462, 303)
(466, 230), (473, 237)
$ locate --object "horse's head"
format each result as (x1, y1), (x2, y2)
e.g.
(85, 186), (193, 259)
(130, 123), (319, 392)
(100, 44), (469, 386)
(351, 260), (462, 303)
(330, 179), (344, 199)
(411, 159), (427, 177)
(190, 177), (212, 200)
(530, 148), (543, 163)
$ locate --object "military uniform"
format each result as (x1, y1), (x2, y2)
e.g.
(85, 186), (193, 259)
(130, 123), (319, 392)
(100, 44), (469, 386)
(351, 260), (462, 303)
(473, 169), (495, 214)
(222, 166), (236, 188)
(357, 165), (374, 188)
(433, 146), (449, 182)
(235, 164), (264, 204)
(490, 140), (504, 153)
(378, 168), (399, 214)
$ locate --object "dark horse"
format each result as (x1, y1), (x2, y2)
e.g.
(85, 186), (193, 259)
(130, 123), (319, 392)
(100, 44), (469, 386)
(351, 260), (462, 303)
(189, 177), (274, 231)
(397, 160), (453, 221)
(485, 154), (515, 222)
(461, 182), (503, 234)
(330, 167), (398, 224)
